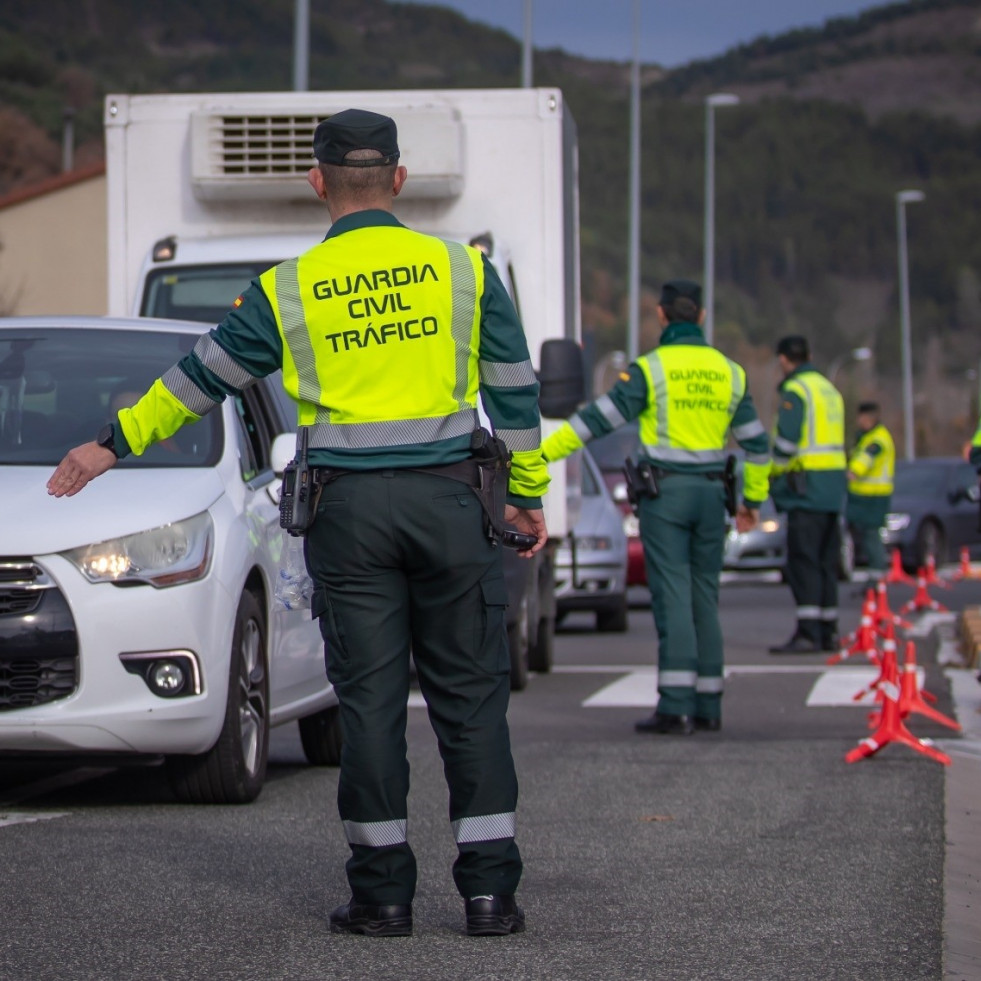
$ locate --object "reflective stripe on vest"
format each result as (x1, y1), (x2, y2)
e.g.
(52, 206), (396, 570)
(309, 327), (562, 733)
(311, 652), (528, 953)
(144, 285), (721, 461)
(636, 345), (744, 465)
(780, 371), (845, 471)
(261, 229), (484, 450)
(848, 424), (895, 495)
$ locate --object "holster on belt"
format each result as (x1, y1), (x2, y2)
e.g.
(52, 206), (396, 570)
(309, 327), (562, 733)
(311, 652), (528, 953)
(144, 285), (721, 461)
(409, 428), (511, 545)
(722, 454), (737, 518)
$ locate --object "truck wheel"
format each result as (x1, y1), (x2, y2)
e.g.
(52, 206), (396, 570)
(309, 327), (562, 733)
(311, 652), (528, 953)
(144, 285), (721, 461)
(527, 554), (555, 674)
(298, 705), (342, 766)
(166, 591), (269, 804)
(596, 595), (629, 633)
(507, 593), (529, 691)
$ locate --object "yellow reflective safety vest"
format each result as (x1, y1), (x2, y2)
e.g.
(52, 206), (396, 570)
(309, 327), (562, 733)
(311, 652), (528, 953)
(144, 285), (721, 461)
(780, 370), (846, 471)
(635, 345), (746, 466)
(848, 423), (895, 496)
(259, 225), (484, 450)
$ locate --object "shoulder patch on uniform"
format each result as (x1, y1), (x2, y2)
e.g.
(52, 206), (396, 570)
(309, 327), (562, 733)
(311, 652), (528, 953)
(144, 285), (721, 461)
(233, 295), (244, 308)
(782, 400), (793, 410)
(619, 372), (631, 382)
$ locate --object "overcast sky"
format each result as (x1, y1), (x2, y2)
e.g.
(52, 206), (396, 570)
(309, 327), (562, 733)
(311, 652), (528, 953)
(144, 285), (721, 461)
(395, 0), (893, 66)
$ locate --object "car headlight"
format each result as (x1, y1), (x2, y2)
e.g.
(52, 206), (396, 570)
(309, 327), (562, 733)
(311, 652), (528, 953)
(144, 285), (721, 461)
(885, 512), (911, 532)
(62, 512), (214, 587)
(760, 519), (780, 534)
(574, 536), (612, 551)
(622, 513), (640, 538)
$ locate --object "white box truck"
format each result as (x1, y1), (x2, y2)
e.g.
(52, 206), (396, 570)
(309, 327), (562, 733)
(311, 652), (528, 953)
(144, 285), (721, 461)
(104, 87), (584, 687)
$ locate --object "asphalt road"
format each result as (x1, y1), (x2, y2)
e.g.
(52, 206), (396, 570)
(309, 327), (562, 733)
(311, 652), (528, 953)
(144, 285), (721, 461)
(1, 573), (978, 981)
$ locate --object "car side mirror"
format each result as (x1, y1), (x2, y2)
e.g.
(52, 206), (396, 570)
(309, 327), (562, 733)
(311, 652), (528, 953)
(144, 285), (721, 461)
(271, 432), (296, 476)
(537, 339), (585, 419)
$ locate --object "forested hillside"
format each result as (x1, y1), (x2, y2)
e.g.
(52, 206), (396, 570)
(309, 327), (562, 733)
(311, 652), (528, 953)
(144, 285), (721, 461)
(2, 0), (981, 447)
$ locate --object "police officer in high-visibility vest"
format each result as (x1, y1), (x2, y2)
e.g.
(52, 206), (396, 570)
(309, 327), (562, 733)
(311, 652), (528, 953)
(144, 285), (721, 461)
(542, 280), (771, 735)
(45, 109), (547, 939)
(846, 401), (895, 579)
(768, 335), (847, 654)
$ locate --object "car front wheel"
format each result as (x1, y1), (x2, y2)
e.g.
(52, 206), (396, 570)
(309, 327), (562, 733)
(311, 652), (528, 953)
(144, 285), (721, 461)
(166, 590), (269, 804)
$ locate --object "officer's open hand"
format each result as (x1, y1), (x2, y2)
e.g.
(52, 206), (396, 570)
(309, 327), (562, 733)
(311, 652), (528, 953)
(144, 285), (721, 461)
(504, 504), (547, 558)
(735, 505), (759, 534)
(47, 442), (118, 498)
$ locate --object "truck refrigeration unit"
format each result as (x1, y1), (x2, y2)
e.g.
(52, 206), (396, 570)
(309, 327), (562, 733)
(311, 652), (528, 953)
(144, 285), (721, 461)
(104, 88), (584, 687)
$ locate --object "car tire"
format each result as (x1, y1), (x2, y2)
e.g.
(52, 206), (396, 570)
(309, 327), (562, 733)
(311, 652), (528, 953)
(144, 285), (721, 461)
(298, 704), (342, 766)
(915, 519), (946, 570)
(507, 592), (529, 692)
(166, 590), (269, 804)
(527, 556), (555, 674)
(596, 594), (629, 633)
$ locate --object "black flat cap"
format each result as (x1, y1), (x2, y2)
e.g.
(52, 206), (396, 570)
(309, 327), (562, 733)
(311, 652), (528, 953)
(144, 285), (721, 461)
(660, 279), (702, 308)
(313, 109), (400, 166)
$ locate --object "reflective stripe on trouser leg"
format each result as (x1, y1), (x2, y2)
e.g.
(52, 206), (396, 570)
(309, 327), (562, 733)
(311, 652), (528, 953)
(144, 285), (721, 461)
(453, 812), (516, 844)
(695, 673), (724, 720)
(641, 476), (727, 719)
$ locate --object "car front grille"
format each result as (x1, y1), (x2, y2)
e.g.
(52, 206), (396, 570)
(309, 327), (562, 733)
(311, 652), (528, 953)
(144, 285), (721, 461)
(0, 558), (79, 710)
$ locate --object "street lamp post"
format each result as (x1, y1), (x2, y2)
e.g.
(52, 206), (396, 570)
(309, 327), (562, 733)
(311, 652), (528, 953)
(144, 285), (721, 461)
(897, 189), (925, 460)
(828, 346), (873, 385)
(626, 0), (641, 361)
(703, 93), (739, 347)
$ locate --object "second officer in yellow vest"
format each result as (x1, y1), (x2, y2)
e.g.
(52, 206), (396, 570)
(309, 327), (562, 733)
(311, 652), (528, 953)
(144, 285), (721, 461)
(846, 401), (895, 579)
(768, 335), (847, 654)
(542, 280), (771, 734)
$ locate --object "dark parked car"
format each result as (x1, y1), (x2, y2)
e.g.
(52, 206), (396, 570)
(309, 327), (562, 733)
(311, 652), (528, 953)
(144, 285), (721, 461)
(883, 457), (981, 571)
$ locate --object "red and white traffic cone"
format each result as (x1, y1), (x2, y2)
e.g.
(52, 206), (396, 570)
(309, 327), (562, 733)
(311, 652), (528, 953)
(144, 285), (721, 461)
(854, 620), (894, 706)
(897, 639), (962, 731)
(873, 579), (911, 633)
(923, 554), (951, 589)
(950, 546), (980, 582)
(827, 589), (879, 665)
(884, 547), (915, 586)
(899, 572), (950, 615)
(845, 641), (952, 765)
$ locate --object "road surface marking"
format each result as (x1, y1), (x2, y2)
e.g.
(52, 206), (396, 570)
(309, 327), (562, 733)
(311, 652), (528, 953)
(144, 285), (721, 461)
(0, 812), (70, 829)
(806, 667), (924, 707)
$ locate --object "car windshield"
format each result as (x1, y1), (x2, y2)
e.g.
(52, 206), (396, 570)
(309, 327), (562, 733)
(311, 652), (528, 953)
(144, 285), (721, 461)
(893, 462), (949, 497)
(0, 327), (222, 467)
(587, 422), (641, 472)
(141, 263), (276, 323)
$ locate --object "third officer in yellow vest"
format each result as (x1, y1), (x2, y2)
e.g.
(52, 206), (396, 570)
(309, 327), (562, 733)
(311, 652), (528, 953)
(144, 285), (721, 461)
(846, 401), (895, 579)
(542, 280), (771, 735)
(768, 335), (847, 654)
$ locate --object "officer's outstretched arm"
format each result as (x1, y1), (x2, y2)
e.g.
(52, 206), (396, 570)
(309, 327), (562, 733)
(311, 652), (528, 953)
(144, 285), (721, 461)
(47, 443), (117, 498)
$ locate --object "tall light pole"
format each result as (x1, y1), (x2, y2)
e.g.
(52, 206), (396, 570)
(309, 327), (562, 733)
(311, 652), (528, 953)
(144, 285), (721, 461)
(702, 93), (739, 346)
(626, 0), (641, 361)
(897, 189), (924, 460)
(293, 0), (309, 91)
(521, 0), (533, 88)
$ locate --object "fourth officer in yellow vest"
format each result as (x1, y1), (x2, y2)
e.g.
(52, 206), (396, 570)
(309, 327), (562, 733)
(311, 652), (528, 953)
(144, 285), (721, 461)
(768, 335), (847, 654)
(846, 401), (895, 578)
(542, 280), (771, 735)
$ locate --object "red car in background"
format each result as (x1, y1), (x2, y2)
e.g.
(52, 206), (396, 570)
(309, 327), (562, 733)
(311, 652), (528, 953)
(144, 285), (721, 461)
(585, 423), (647, 586)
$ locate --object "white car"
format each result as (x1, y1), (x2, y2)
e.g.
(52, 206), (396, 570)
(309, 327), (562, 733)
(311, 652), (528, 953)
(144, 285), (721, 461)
(0, 316), (339, 803)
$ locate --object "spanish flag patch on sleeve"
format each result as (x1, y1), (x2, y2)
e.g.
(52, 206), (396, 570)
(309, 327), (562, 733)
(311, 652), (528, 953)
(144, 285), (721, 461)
(233, 295), (244, 308)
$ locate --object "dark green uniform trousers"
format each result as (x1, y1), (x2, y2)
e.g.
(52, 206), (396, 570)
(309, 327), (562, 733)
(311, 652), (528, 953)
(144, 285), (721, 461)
(304, 469), (521, 906)
(785, 509), (840, 646)
(638, 473), (727, 720)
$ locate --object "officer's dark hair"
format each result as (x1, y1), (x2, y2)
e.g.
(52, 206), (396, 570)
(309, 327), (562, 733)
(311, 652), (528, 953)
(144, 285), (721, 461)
(660, 295), (701, 324)
(319, 149), (396, 202)
(776, 335), (809, 364)
(857, 401), (880, 415)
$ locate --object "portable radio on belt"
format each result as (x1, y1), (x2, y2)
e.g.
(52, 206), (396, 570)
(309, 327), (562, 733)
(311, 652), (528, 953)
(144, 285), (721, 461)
(279, 427), (319, 536)
(622, 456), (659, 514)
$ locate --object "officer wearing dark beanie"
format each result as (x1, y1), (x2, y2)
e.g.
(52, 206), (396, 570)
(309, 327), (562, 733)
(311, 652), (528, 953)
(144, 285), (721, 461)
(542, 279), (771, 734)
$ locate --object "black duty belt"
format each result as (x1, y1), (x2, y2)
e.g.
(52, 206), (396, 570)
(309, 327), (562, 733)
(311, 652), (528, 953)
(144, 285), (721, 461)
(311, 459), (480, 488)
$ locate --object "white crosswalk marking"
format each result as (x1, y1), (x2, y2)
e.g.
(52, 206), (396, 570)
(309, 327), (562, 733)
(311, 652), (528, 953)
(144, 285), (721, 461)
(805, 666), (924, 707)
